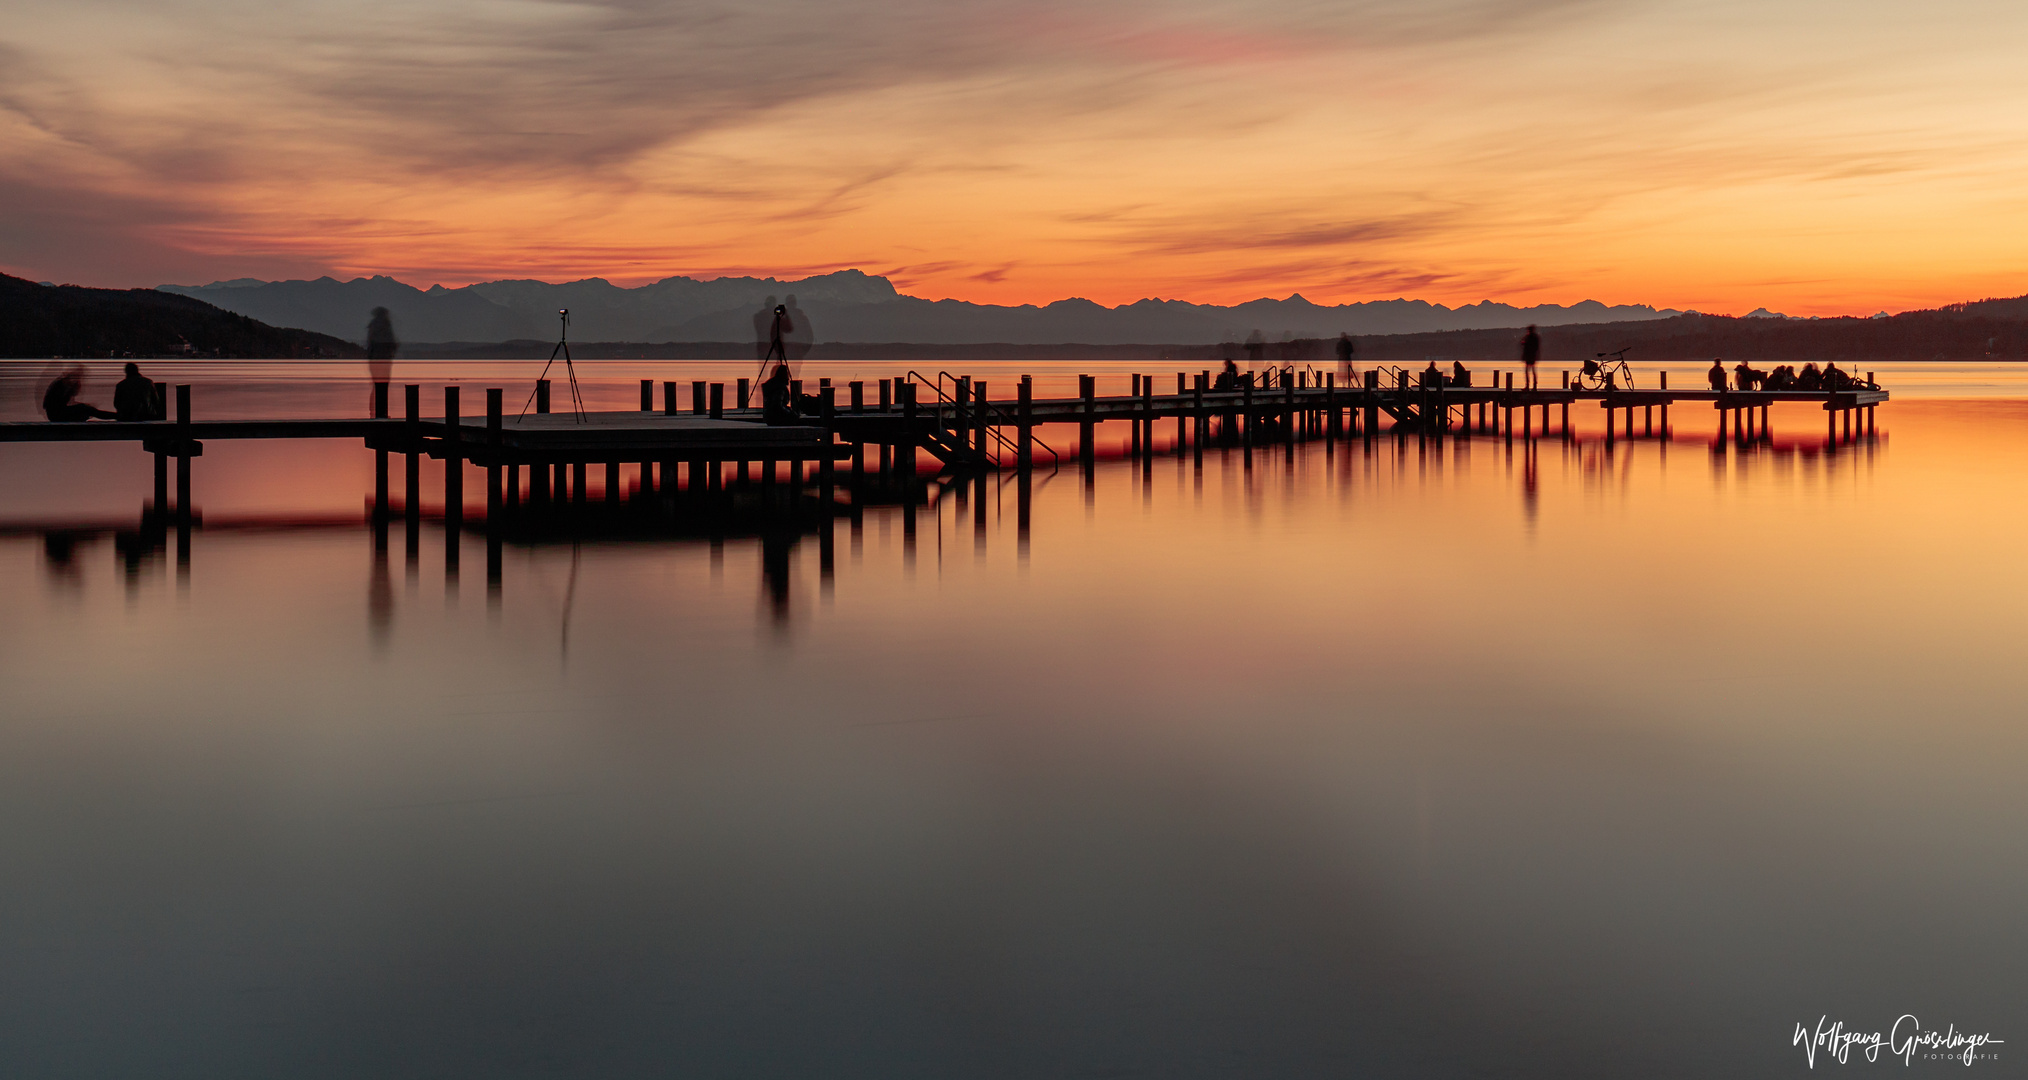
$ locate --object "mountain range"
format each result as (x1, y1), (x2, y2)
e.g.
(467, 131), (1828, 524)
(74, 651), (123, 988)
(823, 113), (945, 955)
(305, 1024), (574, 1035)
(158, 271), (1681, 348)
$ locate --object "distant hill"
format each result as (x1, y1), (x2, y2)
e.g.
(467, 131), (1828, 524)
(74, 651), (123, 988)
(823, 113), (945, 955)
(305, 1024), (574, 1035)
(1340, 304), (2028, 365)
(1, 274), (360, 359)
(158, 271), (1680, 348)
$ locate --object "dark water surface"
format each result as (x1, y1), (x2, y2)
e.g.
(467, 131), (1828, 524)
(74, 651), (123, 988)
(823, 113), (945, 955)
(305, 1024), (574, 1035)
(1, 361), (2023, 1077)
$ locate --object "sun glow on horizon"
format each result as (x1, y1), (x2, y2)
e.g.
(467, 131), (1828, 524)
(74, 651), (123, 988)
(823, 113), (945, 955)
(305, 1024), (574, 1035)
(6, 0), (2028, 316)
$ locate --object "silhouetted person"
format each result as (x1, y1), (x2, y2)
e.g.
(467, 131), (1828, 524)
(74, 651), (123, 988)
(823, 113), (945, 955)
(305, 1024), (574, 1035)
(1823, 362), (1850, 390)
(781, 295), (813, 361)
(1708, 359), (1728, 392)
(1214, 358), (1242, 391)
(760, 362), (796, 424)
(42, 366), (115, 421)
(366, 307), (397, 404)
(1452, 360), (1471, 387)
(1520, 325), (1540, 389)
(1734, 360), (1756, 391)
(1335, 333), (1354, 380)
(1244, 330), (1265, 369)
(751, 295), (781, 361)
(113, 362), (162, 421)
(1422, 361), (1443, 388)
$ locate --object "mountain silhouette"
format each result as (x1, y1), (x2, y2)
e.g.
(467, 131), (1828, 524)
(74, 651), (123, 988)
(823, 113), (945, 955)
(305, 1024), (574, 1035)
(2, 274), (360, 358)
(159, 271), (1679, 347)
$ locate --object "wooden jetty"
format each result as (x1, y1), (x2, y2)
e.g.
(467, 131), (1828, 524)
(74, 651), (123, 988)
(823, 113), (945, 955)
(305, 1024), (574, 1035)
(0, 369), (1890, 499)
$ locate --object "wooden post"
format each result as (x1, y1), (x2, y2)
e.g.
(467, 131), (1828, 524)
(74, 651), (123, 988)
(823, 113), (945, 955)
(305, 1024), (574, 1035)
(486, 388), (502, 522)
(443, 387), (462, 558)
(663, 381), (677, 415)
(1079, 374), (1096, 464)
(1130, 374), (1142, 457)
(1192, 373), (1207, 448)
(849, 381), (864, 413)
(1325, 372), (1337, 439)
(639, 379), (653, 411)
(1283, 370), (1296, 444)
(174, 384), (192, 525)
(692, 380), (707, 415)
(737, 377), (751, 410)
(1364, 369), (1379, 439)
(1017, 375), (1033, 471)
(710, 382), (724, 420)
(1660, 371), (1668, 431)
(372, 381), (389, 528)
(1243, 376), (1256, 450)
(605, 461), (619, 504)
(821, 386), (838, 494)
(572, 461), (587, 504)
(404, 384), (420, 529)
(879, 378), (892, 412)
(973, 380), (988, 459)
(899, 379), (918, 485)
(536, 379), (550, 414)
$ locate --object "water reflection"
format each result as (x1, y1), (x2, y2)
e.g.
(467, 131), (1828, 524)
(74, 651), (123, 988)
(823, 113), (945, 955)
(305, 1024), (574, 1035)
(3, 392), (2023, 1079)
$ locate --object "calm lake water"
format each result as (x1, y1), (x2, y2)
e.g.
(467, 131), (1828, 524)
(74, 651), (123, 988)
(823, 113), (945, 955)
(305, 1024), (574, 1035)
(1, 360), (2022, 1077)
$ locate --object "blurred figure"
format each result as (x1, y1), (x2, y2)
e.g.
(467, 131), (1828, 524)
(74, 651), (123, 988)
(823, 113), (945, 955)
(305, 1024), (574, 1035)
(1336, 333), (1355, 383)
(1708, 358), (1728, 392)
(113, 362), (163, 421)
(760, 362), (796, 424)
(751, 296), (781, 361)
(1520, 325), (1540, 389)
(1213, 358), (1242, 391)
(781, 294), (813, 361)
(1733, 360), (1757, 391)
(366, 307), (397, 414)
(1421, 361), (1444, 388)
(1244, 330), (1265, 369)
(42, 366), (115, 421)
(1797, 362), (1823, 391)
(1452, 360), (1471, 387)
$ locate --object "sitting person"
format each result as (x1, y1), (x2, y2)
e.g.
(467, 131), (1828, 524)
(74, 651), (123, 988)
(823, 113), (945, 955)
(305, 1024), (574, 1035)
(113, 363), (164, 421)
(1708, 358), (1728, 392)
(1212, 358), (1242, 391)
(759, 363), (797, 424)
(1760, 365), (1794, 391)
(42, 367), (117, 421)
(1733, 360), (1759, 391)
(1451, 360), (1471, 388)
(1822, 362), (1850, 390)
(1421, 361), (1444, 388)
(1796, 362), (1823, 391)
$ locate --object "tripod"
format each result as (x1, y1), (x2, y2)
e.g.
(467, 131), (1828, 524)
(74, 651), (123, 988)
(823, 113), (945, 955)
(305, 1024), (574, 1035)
(522, 308), (587, 422)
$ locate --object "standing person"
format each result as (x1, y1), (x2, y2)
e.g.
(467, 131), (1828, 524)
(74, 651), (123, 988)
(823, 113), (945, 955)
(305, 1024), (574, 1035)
(1520, 324), (1540, 389)
(1335, 333), (1355, 383)
(366, 307), (397, 414)
(113, 362), (162, 421)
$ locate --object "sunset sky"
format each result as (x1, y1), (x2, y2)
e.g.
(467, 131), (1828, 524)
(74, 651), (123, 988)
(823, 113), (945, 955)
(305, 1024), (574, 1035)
(5, 0), (2028, 315)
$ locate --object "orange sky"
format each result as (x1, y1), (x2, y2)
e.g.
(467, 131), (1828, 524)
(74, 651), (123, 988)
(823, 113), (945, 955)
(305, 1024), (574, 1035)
(6, 0), (2028, 315)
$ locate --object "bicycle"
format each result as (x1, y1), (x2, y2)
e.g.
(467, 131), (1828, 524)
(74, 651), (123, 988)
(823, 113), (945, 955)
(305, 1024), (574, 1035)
(1576, 347), (1635, 391)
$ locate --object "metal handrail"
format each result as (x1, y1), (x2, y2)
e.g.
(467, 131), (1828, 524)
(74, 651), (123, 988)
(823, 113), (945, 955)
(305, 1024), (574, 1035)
(903, 371), (1060, 469)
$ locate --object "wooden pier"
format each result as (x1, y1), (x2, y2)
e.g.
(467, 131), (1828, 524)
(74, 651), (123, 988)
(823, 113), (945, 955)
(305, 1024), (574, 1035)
(0, 369), (1891, 484)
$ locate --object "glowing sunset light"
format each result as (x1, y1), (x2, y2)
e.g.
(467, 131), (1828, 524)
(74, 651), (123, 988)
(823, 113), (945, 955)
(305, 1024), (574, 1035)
(5, 0), (2028, 316)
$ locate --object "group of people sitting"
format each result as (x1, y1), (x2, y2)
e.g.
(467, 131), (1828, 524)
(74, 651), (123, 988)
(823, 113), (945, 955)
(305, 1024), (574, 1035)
(1706, 359), (1869, 392)
(42, 363), (164, 422)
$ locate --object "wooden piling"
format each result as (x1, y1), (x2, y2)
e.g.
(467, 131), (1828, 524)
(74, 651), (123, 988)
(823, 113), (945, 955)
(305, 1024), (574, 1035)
(443, 386), (462, 547)
(691, 381), (707, 416)
(1017, 375), (1033, 471)
(403, 384), (420, 528)
(536, 380), (550, 414)
(1079, 374), (1096, 463)
(663, 381), (677, 416)
(710, 383), (725, 420)
(849, 381), (865, 413)
(486, 388), (502, 522)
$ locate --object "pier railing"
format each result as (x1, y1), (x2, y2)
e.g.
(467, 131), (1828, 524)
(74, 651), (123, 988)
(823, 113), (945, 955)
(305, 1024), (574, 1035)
(905, 370), (1060, 470)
